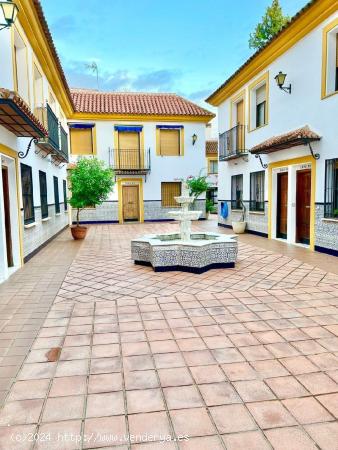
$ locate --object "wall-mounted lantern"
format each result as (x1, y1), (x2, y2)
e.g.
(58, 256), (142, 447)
(192, 133), (197, 146)
(274, 71), (291, 94)
(0, 1), (19, 31)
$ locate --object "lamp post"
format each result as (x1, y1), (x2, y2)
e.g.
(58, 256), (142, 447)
(274, 71), (291, 94)
(0, 0), (19, 31)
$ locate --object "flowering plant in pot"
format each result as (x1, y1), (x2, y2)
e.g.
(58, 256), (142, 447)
(232, 199), (247, 234)
(68, 158), (115, 240)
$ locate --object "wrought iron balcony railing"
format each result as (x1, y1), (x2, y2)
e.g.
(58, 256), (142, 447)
(34, 102), (69, 163)
(109, 148), (151, 174)
(219, 124), (248, 161)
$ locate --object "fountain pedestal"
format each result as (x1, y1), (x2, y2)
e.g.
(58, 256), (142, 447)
(131, 181), (238, 273)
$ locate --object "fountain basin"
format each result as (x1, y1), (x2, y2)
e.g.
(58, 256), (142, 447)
(168, 210), (202, 221)
(131, 232), (238, 273)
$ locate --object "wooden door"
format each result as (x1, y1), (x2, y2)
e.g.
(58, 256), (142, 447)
(122, 185), (139, 221)
(2, 167), (14, 267)
(296, 170), (311, 244)
(236, 100), (244, 150)
(277, 172), (288, 239)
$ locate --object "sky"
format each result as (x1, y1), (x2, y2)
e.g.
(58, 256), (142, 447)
(41, 0), (307, 111)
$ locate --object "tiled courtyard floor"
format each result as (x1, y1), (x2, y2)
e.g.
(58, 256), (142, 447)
(0, 221), (338, 450)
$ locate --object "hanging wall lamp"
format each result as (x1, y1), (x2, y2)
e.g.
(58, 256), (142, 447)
(0, 1), (19, 31)
(274, 71), (291, 94)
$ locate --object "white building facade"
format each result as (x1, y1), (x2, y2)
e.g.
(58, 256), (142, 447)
(0, 1), (72, 283)
(68, 90), (214, 224)
(207, 0), (338, 256)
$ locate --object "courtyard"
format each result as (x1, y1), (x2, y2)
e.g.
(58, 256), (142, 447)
(0, 220), (338, 450)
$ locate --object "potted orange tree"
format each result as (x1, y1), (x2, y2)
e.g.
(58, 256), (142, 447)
(68, 158), (115, 240)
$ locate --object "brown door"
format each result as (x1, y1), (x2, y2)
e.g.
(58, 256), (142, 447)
(236, 100), (244, 151)
(122, 185), (139, 221)
(277, 172), (288, 239)
(2, 167), (14, 267)
(296, 170), (311, 244)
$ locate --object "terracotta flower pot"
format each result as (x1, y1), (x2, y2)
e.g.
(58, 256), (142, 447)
(71, 225), (87, 240)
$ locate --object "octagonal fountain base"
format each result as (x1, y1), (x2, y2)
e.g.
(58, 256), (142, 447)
(131, 232), (238, 274)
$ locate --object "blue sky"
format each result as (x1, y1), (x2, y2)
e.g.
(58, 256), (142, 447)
(41, 0), (307, 108)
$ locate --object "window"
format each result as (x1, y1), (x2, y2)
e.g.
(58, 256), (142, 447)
(53, 176), (60, 214)
(118, 130), (141, 169)
(208, 159), (218, 174)
(70, 127), (94, 155)
(39, 171), (48, 219)
(157, 127), (182, 156)
(161, 182), (181, 207)
(13, 28), (29, 103)
(324, 158), (338, 218)
(322, 19), (338, 97)
(21, 164), (34, 224)
(255, 84), (266, 128)
(250, 171), (265, 212)
(63, 180), (68, 211)
(33, 64), (44, 123)
(231, 175), (243, 210)
(207, 188), (217, 205)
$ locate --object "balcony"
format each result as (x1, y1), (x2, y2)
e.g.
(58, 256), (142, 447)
(35, 103), (69, 163)
(110, 148), (151, 175)
(219, 125), (248, 161)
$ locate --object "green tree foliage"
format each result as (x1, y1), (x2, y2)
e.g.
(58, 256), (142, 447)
(69, 158), (115, 226)
(249, 0), (290, 50)
(186, 174), (210, 199)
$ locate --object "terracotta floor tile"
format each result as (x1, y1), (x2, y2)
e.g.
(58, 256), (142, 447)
(92, 344), (120, 358)
(177, 338), (206, 351)
(124, 355), (154, 371)
(247, 400), (297, 429)
(128, 411), (172, 443)
(279, 356), (319, 375)
(0, 399), (43, 425)
(199, 382), (240, 406)
(88, 373), (123, 393)
(265, 426), (317, 450)
(305, 422), (338, 450)
(158, 367), (193, 387)
(250, 359), (289, 379)
(164, 385), (203, 409)
(0, 424), (37, 450)
(49, 375), (87, 397)
(42, 395), (84, 422)
(228, 333), (260, 347)
(179, 435), (224, 450)
(283, 396), (334, 424)
(239, 345), (274, 361)
(233, 379), (275, 402)
(17, 362), (56, 380)
(183, 350), (216, 366)
(212, 348), (245, 364)
(265, 343), (300, 358)
(308, 352), (338, 371)
(153, 352), (185, 369)
(122, 342), (150, 356)
(90, 357), (122, 374)
(124, 370), (159, 390)
(170, 407), (216, 437)
(221, 361), (257, 381)
(55, 359), (88, 377)
(265, 376), (310, 399)
(222, 430), (271, 450)
(253, 330), (285, 344)
(83, 416), (127, 448)
(210, 404), (256, 433)
(127, 389), (165, 414)
(86, 392), (124, 417)
(316, 393), (338, 418)
(190, 365), (225, 384)
(7, 379), (50, 401)
(296, 372), (338, 395)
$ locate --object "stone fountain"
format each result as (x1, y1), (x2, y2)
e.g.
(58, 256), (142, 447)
(131, 182), (238, 273)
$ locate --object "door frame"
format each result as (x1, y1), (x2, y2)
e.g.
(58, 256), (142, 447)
(117, 178), (144, 224)
(268, 156), (316, 250)
(276, 171), (288, 240)
(296, 169), (311, 244)
(0, 144), (23, 282)
(122, 184), (140, 222)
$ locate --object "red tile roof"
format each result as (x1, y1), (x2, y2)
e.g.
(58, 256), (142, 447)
(206, 140), (218, 155)
(70, 89), (215, 118)
(250, 126), (320, 154)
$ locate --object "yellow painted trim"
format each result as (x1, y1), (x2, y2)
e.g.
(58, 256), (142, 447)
(92, 126), (97, 155)
(71, 112), (213, 123)
(117, 177), (144, 224)
(156, 127), (184, 157)
(11, 24), (31, 106)
(207, 0), (338, 106)
(0, 144), (24, 266)
(15, 0), (73, 116)
(268, 155), (316, 251)
(206, 156), (218, 174)
(248, 72), (269, 132)
(113, 126), (145, 166)
(229, 89), (246, 128)
(321, 17), (338, 99)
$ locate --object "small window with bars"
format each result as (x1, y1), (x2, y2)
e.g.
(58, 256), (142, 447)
(53, 176), (60, 214)
(250, 171), (265, 212)
(63, 179), (68, 211)
(231, 174), (243, 210)
(324, 158), (338, 218)
(21, 164), (35, 224)
(161, 182), (181, 207)
(39, 171), (48, 219)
